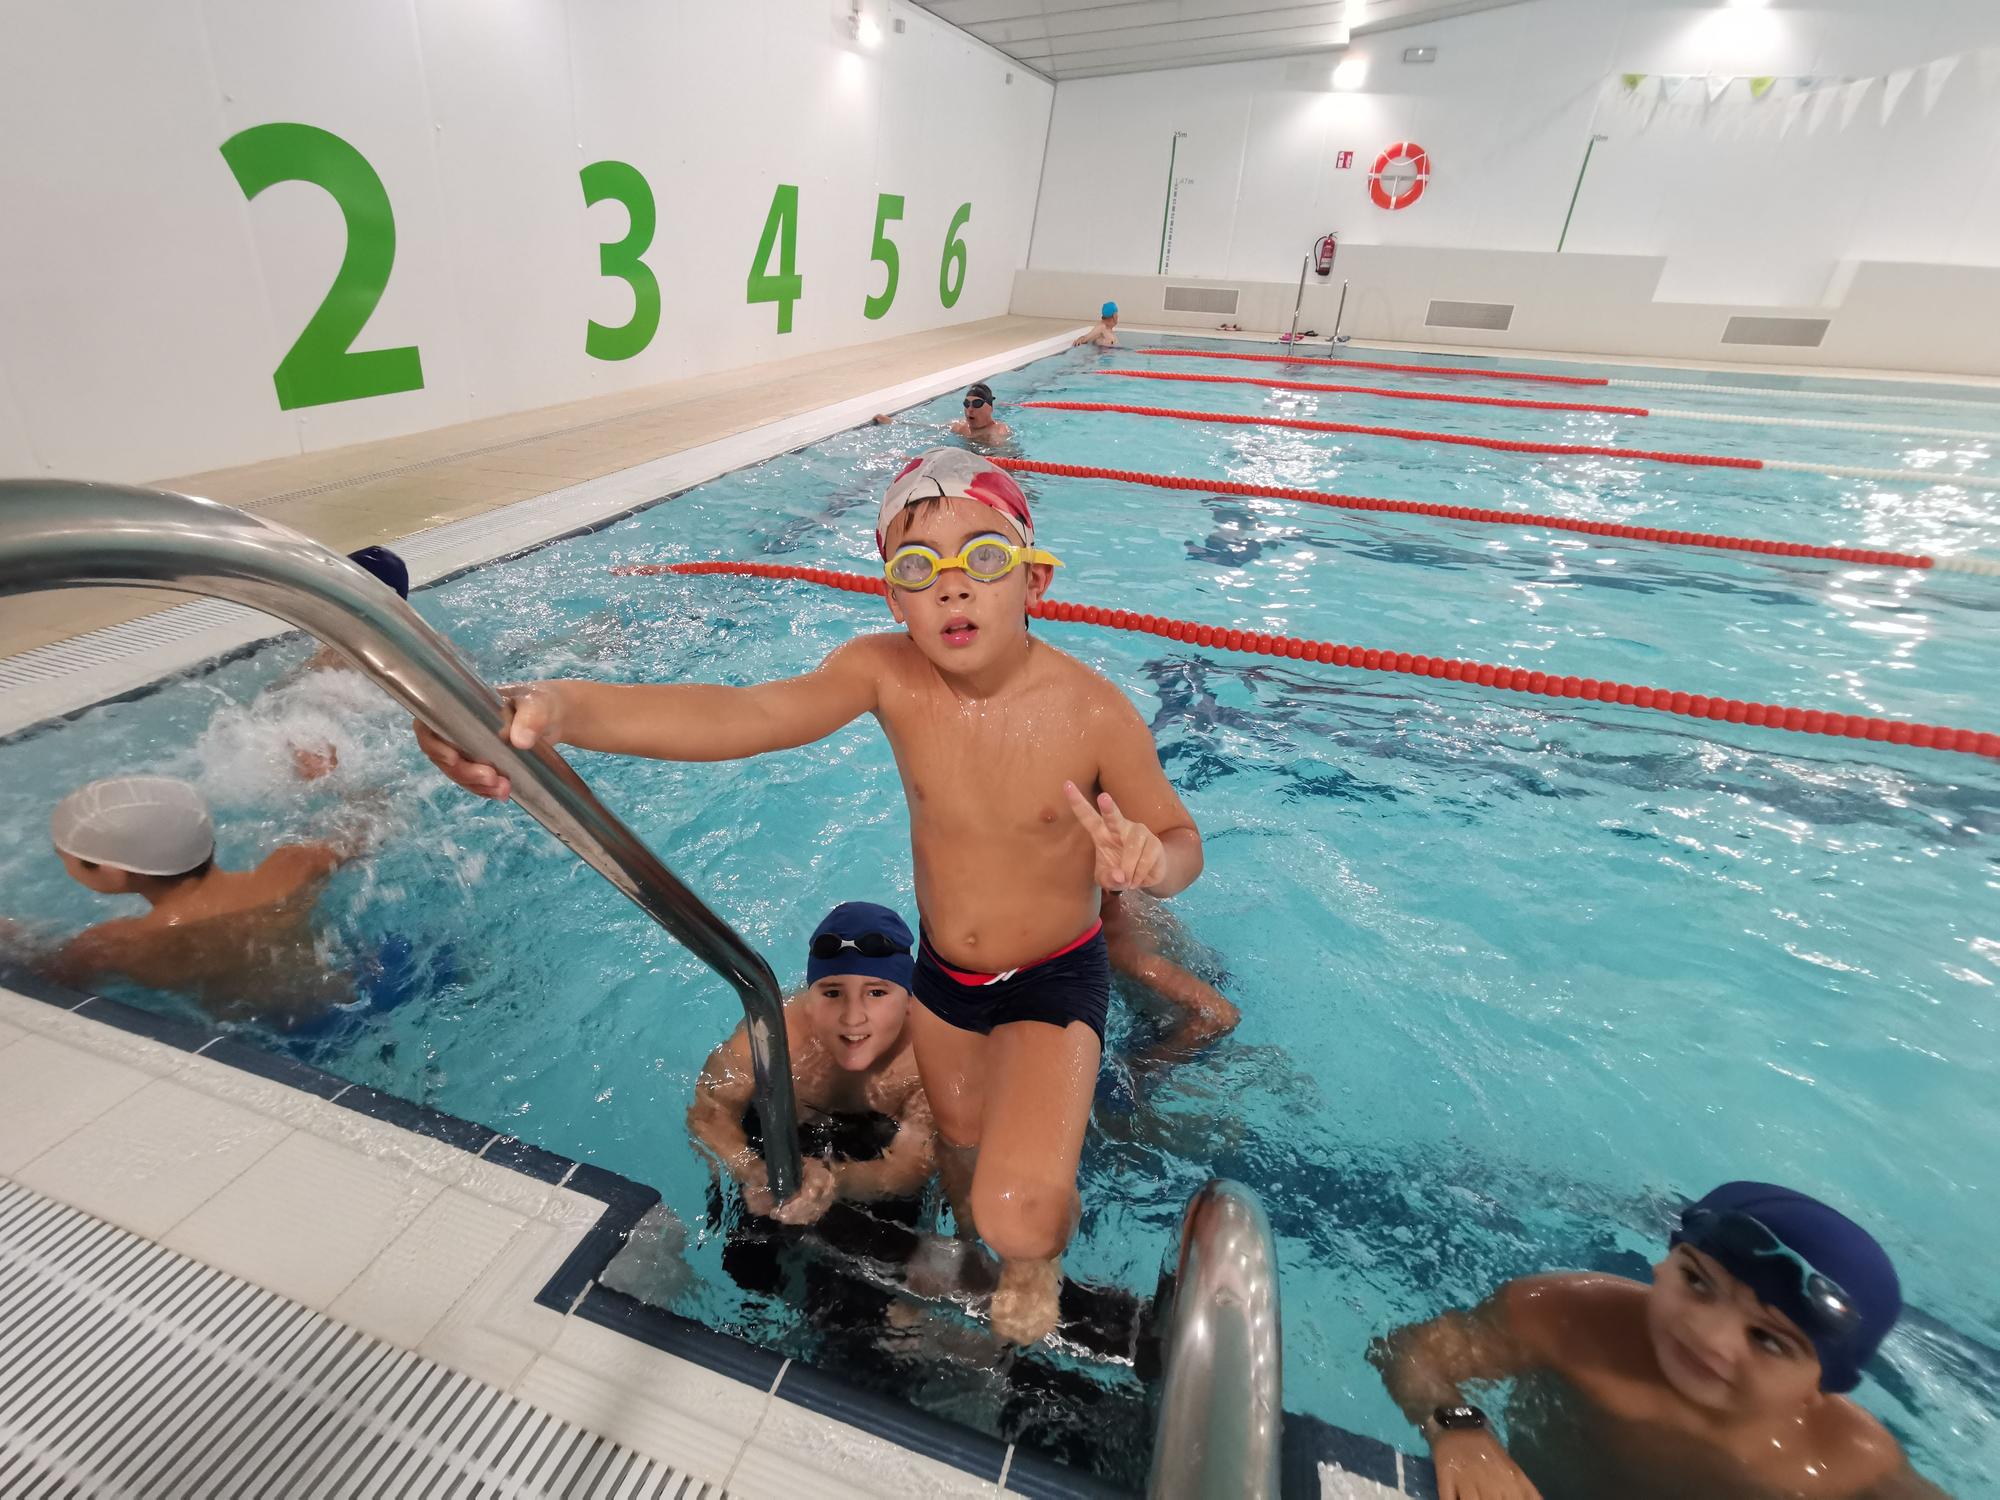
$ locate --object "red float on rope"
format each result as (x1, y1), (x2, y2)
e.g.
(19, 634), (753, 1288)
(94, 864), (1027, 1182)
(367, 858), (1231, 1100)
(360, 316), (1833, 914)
(1368, 142), (1431, 211)
(1019, 399), (1765, 471)
(986, 457), (1934, 569)
(1137, 347), (1613, 387)
(606, 561), (1999, 761)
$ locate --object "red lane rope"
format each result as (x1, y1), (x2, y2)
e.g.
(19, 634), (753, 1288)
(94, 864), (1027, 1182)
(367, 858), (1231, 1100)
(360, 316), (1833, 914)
(1021, 400), (1764, 471)
(987, 458), (1933, 569)
(1095, 367), (1652, 418)
(1137, 347), (1612, 387)
(610, 562), (1999, 761)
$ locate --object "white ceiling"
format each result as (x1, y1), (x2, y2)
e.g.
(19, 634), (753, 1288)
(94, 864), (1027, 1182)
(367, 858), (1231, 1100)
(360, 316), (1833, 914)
(907, 0), (1538, 81)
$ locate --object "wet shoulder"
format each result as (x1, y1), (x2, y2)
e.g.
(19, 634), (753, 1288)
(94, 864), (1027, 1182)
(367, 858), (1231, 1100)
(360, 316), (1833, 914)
(256, 843), (343, 891)
(1809, 1397), (1903, 1492)
(1505, 1272), (1648, 1364)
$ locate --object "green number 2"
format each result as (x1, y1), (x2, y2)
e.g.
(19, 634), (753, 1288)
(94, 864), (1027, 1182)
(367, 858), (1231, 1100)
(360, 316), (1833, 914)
(580, 160), (662, 361)
(747, 184), (804, 334)
(864, 193), (903, 321)
(939, 202), (971, 310)
(220, 123), (424, 411)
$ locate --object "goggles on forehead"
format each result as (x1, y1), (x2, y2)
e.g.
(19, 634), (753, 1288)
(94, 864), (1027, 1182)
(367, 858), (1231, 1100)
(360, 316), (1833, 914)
(809, 930), (910, 960)
(1679, 1207), (1862, 1345)
(884, 532), (1063, 590)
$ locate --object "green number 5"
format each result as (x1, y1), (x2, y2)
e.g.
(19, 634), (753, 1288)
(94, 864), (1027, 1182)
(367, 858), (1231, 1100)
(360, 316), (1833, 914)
(864, 193), (903, 321)
(220, 123), (424, 411)
(939, 202), (971, 309)
(580, 160), (661, 361)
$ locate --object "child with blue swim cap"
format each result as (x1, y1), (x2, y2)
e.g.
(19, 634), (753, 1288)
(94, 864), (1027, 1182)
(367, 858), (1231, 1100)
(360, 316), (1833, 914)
(1073, 301), (1119, 348)
(1372, 1182), (1945, 1499)
(688, 901), (935, 1228)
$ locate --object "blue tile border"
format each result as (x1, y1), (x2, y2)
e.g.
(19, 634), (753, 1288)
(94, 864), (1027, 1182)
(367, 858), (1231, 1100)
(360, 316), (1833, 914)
(0, 968), (1434, 1498)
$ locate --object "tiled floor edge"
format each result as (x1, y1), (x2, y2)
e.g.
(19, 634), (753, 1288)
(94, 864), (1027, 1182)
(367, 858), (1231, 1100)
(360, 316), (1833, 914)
(0, 325), (1082, 738)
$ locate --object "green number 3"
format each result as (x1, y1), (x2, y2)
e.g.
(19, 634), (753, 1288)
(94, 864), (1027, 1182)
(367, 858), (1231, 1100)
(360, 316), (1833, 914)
(580, 160), (662, 361)
(220, 123), (424, 411)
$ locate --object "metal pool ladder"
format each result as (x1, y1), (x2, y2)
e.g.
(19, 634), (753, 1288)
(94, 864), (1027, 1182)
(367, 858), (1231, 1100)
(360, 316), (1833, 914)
(0, 478), (804, 1200)
(1146, 1179), (1285, 1499)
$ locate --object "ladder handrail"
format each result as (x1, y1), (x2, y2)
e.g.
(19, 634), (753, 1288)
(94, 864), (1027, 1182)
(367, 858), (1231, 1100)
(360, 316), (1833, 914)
(0, 478), (803, 1201)
(1147, 1178), (1284, 1499)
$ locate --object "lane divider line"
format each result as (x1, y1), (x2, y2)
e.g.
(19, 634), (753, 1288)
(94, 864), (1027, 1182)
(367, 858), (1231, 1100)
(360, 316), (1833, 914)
(986, 457), (1947, 570)
(1019, 400), (1999, 488)
(608, 561), (2000, 762)
(1094, 368), (2000, 443)
(1136, 347), (2000, 413)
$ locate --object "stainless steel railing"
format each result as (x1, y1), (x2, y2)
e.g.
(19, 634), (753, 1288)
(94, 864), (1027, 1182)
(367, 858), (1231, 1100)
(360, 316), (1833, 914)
(0, 479), (803, 1200)
(1147, 1179), (1284, 1499)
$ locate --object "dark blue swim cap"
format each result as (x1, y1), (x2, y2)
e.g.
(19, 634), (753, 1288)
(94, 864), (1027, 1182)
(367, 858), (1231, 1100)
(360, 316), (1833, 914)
(1670, 1182), (1901, 1393)
(348, 546), (410, 600)
(805, 902), (914, 992)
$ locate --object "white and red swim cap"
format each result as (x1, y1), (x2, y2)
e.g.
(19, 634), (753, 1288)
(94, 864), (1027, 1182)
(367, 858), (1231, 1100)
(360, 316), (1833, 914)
(875, 447), (1034, 556)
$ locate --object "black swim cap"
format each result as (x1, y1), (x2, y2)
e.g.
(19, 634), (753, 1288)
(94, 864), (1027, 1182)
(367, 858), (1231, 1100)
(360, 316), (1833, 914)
(967, 381), (995, 404)
(348, 546), (411, 600)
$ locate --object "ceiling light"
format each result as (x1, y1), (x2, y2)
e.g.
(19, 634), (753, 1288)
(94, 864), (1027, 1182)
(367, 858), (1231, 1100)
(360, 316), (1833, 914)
(1332, 58), (1369, 90)
(1725, 0), (1768, 8)
(858, 16), (882, 45)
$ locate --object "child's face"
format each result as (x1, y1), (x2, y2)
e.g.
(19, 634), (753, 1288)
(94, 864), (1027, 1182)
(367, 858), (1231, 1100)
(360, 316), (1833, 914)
(1646, 1245), (1826, 1416)
(882, 498), (1052, 673)
(803, 974), (909, 1071)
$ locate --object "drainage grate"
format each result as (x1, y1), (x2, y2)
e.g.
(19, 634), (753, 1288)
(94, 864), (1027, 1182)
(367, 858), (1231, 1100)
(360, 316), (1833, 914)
(1163, 286), (1240, 315)
(0, 1178), (723, 1499)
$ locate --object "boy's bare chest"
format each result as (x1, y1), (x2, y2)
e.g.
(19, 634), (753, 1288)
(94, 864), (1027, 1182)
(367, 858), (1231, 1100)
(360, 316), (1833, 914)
(882, 694), (1100, 821)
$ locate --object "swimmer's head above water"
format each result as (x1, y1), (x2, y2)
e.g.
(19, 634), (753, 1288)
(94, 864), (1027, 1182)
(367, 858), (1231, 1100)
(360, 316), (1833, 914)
(51, 776), (215, 890)
(1655, 1181), (1900, 1409)
(804, 901), (914, 1072)
(348, 546), (410, 600)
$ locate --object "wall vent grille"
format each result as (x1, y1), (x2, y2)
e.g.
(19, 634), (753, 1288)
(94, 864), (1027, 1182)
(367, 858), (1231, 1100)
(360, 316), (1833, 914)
(1425, 300), (1515, 331)
(1163, 286), (1240, 315)
(1721, 316), (1831, 348)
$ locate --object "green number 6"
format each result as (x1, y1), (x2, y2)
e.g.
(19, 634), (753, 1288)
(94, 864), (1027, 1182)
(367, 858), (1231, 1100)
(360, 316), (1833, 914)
(865, 193), (903, 321)
(220, 123), (424, 411)
(939, 202), (971, 309)
(580, 160), (662, 361)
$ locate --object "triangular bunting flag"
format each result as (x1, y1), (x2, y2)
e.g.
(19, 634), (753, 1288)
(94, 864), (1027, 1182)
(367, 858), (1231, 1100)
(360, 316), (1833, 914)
(1881, 66), (1916, 123)
(1621, 72), (1647, 91)
(1839, 77), (1872, 129)
(1750, 76), (1777, 100)
(1779, 90), (1809, 138)
(1806, 84), (1840, 133)
(1705, 74), (1733, 104)
(1922, 54), (1960, 112)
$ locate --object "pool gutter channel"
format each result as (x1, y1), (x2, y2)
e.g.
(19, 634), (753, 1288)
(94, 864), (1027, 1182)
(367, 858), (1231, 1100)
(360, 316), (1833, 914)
(0, 960), (1439, 1498)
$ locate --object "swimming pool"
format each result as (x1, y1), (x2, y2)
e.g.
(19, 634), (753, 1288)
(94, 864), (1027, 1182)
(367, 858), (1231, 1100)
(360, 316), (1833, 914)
(2, 335), (1995, 1492)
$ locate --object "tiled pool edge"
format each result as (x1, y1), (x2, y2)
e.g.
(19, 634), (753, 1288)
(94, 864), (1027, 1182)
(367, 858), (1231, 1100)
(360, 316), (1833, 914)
(0, 968), (1438, 1499)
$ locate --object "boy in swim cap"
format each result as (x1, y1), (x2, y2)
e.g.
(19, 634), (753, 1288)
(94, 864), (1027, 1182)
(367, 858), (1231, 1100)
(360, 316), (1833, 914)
(45, 775), (369, 1021)
(872, 380), (1012, 447)
(1073, 302), (1119, 348)
(1371, 1182), (1946, 1499)
(688, 901), (933, 1227)
(285, 546), (414, 779)
(417, 447), (1203, 1345)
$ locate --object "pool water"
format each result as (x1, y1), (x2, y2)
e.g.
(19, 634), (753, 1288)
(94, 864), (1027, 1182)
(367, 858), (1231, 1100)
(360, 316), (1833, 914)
(2, 337), (1996, 1492)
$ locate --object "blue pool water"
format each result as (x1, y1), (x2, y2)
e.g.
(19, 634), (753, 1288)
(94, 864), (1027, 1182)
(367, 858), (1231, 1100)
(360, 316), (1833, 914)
(2, 337), (1996, 1491)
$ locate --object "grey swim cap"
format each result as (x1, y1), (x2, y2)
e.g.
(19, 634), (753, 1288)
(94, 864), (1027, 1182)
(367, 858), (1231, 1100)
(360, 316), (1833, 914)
(51, 776), (215, 877)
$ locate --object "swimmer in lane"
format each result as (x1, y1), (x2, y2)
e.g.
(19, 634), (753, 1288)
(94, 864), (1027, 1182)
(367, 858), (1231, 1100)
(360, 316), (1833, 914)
(1371, 1181), (1947, 1500)
(42, 775), (373, 1023)
(1073, 302), (1119, 348)
(284, 546), (412, 780)
(416, 448), (1204, 1346)
(688, 901), (935, 1226)
(872, 381), (1013, 447)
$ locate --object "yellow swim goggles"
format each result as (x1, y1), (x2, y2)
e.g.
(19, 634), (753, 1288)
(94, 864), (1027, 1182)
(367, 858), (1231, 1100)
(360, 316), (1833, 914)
(883, 532), (1064, 590)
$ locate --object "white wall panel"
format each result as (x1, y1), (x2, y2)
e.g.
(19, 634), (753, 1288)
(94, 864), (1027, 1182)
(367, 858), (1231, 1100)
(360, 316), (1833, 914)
(0, 0), (1053, 481)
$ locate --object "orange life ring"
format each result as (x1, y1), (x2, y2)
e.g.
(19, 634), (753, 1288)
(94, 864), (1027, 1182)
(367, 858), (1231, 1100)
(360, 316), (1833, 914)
(1368, 142), (1430, 211)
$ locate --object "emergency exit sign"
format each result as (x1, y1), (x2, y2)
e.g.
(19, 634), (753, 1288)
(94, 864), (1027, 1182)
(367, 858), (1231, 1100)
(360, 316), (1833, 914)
(1336, 150), (1354, 169)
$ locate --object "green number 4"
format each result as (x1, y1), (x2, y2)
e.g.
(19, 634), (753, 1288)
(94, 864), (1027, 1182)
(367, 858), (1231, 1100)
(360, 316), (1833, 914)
(865, 193), (903, 321)
(748, 184), (804, 334)
(220, 122), (424, 411)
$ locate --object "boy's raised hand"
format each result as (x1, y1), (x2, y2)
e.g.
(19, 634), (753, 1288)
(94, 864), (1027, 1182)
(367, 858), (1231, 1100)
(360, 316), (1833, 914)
(1064, 782), (1166, 893)
(413, 683), (566, 802)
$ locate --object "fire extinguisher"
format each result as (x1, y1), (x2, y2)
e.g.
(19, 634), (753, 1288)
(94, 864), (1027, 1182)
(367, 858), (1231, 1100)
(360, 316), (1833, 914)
(1314, 232), (1338, 277)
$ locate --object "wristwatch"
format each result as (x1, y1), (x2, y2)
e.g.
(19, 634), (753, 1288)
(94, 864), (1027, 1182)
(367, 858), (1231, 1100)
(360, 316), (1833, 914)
(1430, 1404), (1488, 1435)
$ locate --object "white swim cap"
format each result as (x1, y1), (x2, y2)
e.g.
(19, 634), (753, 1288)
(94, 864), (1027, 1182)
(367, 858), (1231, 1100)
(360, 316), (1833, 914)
(51, 776), (215, 877)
